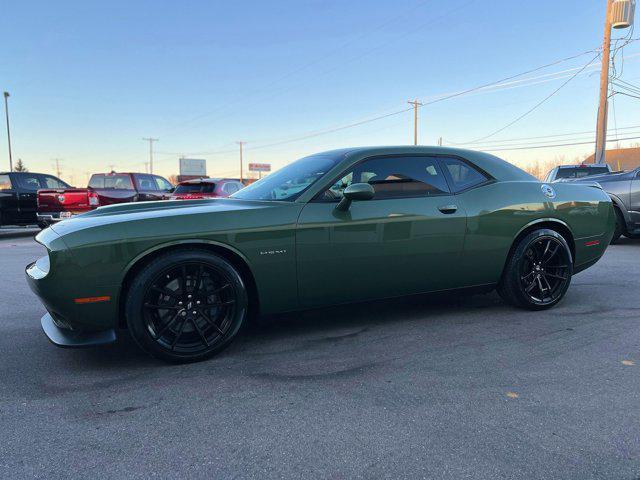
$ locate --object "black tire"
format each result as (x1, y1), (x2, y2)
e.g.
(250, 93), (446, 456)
(497, 229), (573, 310)
(610, 207), (625, 244)
(125, 249), (248, 363)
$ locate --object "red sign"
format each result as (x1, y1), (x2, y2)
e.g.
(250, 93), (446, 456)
(248, 163), (271, 172)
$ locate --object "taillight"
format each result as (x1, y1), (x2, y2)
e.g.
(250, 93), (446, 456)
(88, 191), (99, 207)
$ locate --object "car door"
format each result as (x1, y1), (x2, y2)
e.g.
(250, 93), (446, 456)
(15, 173), (42, 223)
(153, 175), (174, 199)
(295, 155), (467, 308)
(0, 174), (19, 225)
(135, 174), (162, 201)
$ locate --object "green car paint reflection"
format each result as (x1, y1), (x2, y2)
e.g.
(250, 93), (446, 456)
(26, 146), (615, 362)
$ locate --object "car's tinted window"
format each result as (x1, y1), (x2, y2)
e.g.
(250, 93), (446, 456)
(104, 175), (134, 190)
(0, 174), (12, 190)
(154, 176), (173, 191)
(136, 174), (157, 191)
(88, 175), (104, 188)
(320, 156), (450, 201)
(16, 174), (42, 190)
(556, 167), (609, 179)
(174, 183), (215, 194)
(441, 157), (489, 192)
(41, 175), (69, 189)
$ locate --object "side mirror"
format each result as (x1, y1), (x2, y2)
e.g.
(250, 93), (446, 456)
(335, 183), (374, 211)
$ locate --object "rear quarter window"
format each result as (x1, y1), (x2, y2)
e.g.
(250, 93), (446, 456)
(441, 157), (490, 192)
(0, 174), (11, 190)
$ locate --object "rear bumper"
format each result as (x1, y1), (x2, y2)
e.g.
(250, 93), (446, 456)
(40, 312), (116, 348)
(37, 212), (77, 224)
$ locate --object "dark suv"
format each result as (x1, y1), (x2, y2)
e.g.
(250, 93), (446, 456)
(0, 171), (70, 227)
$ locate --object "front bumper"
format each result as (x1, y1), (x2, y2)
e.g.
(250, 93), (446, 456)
(41, 312), (116, 348)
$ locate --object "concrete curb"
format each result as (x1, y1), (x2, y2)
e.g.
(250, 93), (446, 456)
(0, 229), (39, 240)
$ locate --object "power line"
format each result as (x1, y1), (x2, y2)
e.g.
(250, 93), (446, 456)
(422, 48), (601, 107)
(480, 134), (640, 152)
(447, 52), (601, 145)
(444, 123), (640, 146)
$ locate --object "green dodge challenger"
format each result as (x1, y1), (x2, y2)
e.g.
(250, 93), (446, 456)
(26, 146), (615, 362)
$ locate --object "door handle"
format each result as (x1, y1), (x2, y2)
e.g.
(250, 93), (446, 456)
(438, 204), (458, 214)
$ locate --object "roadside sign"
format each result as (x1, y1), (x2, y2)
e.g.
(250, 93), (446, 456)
(248, 163), (271, 172)
(179, 158), (207, 176)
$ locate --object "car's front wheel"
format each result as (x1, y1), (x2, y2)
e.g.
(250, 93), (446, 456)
(497, 229), (573, 310)
(125, 249), (248, 362)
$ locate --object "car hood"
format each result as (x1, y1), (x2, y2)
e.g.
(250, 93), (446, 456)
(48, 198), (298, 237)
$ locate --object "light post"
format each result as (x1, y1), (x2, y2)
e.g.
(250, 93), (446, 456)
(3, 91), (12, 172)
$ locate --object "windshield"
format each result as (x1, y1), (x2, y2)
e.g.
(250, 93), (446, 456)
(556, 167), (609, 179)
(231, 153), (342, 201)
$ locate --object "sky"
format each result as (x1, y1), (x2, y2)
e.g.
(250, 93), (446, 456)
(1, 0), (639, 184)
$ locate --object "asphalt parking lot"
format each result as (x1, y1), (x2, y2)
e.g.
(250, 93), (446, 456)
(1, 236), (639, 479)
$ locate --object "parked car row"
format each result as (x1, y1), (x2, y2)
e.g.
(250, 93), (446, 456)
(0, 170), (248, 228)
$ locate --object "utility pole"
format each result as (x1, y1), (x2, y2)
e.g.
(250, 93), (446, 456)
(3, 92), (12, 172)
(52, 158), (63, 179)
(407, 99), (423, 145)
(438, 136), (443, 146)
(236, 141), (246, 182)
(595, 0), (614, 164)
(143, 137), (158, 173)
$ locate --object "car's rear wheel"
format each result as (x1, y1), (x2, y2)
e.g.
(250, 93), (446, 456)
(125, 249), (248, 362)
(611, 207), (625, 244)
(497, 229), (573, 310)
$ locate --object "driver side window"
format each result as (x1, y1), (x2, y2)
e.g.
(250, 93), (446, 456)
(318, 156), (450, 201)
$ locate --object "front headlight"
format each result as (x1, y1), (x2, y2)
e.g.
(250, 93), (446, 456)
(26, 254), (50, 279)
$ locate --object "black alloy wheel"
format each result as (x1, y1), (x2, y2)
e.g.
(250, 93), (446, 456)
(126, 250), (248, 362)
(518, 236), (571, 305)
(498, 229), (573, 310)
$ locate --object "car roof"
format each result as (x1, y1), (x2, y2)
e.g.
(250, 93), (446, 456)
(321, 146), (536, 182)
(557, 164), (609, 169)
(178, 178), (239, 185)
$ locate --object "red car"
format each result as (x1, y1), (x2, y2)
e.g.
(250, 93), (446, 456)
(37, 172), (174, 226)
(170, 178), (245, 200)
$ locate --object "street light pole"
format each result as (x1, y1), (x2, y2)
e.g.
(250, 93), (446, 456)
(595, 0), (614, 164)
(236, 141), (246, 183)
(3, 92), (13, 172)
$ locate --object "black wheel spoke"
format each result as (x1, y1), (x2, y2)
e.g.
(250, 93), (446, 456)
(154, 311), (182, 339)
(525, 279), (537, 292)
(179, 265), (187, 296)
(152, 286), (180, 299)
(545, 272), (567, 281)
(191, 318), (210, 347)
(212, 283), (231, 294)
(199, 310), (225, 336)
(203, 299), (235, 308)
(171, 318), (188, 350)
(193, 265), (203, 295)
(145, 303), (180, 310)
(542, 243), (560, 265)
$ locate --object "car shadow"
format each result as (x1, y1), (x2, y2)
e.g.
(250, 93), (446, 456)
(66, 288), (504, 371)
